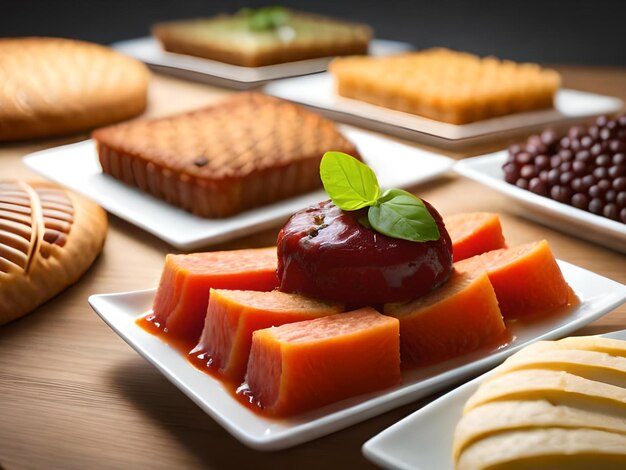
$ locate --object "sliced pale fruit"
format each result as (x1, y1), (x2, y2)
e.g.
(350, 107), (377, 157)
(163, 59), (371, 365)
(453, 399), (626, 461)
(384, 271), (505, 367)
(456, 428), (626, 470)
(191, 289), (343, 383)
(490, 349), (626, 388)
(464, 369), (626, 414)
(514, 336), (626, 358)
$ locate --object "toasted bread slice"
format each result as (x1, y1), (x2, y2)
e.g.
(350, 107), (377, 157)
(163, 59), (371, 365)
(93, 92), (360, 218)
(330, 48), (560, 124)
(0, 37), (149, 141)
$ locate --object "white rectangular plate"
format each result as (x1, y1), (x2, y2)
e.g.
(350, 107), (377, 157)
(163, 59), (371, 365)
(362, 328), (626, 470)
(264, 74), (623, 148)
(113, 37), (412, 89)
(23, 127), (453, 250)
(455, 152), (626, 253)
(88, 260), (626, 450)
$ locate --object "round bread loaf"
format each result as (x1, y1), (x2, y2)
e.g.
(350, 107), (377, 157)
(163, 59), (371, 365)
(0, 181), (108, 325)
(0, 37), (150, 141)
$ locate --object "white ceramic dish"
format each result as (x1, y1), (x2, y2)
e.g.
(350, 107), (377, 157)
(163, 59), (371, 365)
(362, 328), (626, 470)
(113, 37), (411, 89)
(88, 260), (626, 450)
(23, 127), (453, 250)
(264, 74), (623, 149)
(454, 152), (626, 253)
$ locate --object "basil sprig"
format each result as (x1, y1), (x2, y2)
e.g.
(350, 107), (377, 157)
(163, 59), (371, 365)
(320, 152), (440, 242)
(239, 6), (291, 31)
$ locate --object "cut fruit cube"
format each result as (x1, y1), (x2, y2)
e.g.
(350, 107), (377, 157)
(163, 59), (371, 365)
(444, 212), (506, 262)
(243, 307), (400, 417)
(454, 240), (571, 318)
(151, 248), (278, 342)
(192, 289), (343, 383)
(384, 271), (506, 367)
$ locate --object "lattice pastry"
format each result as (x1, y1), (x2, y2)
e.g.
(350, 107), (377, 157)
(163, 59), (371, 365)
(0, 181), (107, 325)
(329, 48), (561, 124)
(93, 92), (360, 218)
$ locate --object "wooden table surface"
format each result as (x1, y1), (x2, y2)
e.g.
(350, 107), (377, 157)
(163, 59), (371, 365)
(1, 66), (625, 470)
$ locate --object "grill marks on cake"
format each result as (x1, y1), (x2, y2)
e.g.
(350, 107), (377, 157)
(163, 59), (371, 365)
(0, 182), (33, 273)
(93, 92), (359, 218)
(36, 187), (74, 257)
(97, 94), (341, 178)
(0, 182), (74, 274)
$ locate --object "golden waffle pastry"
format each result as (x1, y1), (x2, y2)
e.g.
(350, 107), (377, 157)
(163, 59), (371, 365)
(152, 10), (371, 67)
(0, 37), (149, 141)
(0, 181), (107, 325)
(329, 48), (561, 124)
(93, 92), (360, 218)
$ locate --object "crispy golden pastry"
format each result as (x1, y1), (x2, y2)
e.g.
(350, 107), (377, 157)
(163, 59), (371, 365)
(93, 92), (360, 218)
(0, 181), (108, 325)
(330, 48), (561, 124)
(0, 37), (149, 141)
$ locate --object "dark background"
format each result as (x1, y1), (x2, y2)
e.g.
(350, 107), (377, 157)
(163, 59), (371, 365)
(2, 0), (626, 66)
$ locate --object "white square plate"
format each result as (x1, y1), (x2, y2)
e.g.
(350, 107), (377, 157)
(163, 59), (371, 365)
(113, 37), (412, 89)
(264, 74), (623, 149)
(454, 152), (626, 253)
(362, 328), (626, 470)
(88, 260), (626, 450)
(23, 126), (454, 250)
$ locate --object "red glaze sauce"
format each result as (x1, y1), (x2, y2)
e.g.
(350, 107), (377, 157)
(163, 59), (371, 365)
(137, 314), (268, 416)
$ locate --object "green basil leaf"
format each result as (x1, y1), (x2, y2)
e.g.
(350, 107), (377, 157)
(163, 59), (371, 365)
(243, 6), (291, 31)
(320, 152), (380, 210)
(358, 214), (372, 229)
(368, 189), (440, 242)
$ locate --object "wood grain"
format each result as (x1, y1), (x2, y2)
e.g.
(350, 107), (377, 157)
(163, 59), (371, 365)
(0, 67), (625, 470)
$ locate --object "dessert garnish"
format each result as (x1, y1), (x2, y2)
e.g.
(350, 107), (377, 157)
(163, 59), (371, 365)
(320, 151), (440, 242)
(92, 93), (359, 218)
(277, 152), (452, 305)
(239, 6), (291, 31)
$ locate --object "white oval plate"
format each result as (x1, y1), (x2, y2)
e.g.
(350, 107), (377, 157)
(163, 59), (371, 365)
(88, 260), (626, 450)
(362, 328), (626, 470)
